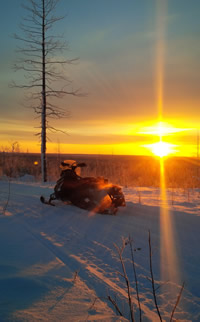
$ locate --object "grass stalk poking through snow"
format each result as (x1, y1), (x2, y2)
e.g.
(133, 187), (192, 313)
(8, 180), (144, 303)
(148, 230), (163, 321)
(2, 178), (11, 215)
(114, 241), (135, 322)
(170, 282), (185, 322)
(128, 235), (142, 322)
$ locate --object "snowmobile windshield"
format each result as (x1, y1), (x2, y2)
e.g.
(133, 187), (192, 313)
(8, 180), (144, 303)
(60, 160), (81, 176)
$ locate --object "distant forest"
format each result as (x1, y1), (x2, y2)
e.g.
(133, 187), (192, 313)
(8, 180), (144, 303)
(1, 152), (200, 188)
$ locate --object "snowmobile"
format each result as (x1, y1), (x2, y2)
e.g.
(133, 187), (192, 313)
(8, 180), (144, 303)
(40, 160), (126, 214)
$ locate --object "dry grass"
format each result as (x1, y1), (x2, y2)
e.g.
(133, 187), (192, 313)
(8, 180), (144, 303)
(0, 151), (199, 188)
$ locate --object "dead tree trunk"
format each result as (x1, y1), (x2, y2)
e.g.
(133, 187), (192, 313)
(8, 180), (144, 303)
(11, 0), (81, 182)
(41, 0), (47, 182)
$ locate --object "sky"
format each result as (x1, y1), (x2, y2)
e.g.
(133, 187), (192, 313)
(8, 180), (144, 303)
(0, 0), (200, 156)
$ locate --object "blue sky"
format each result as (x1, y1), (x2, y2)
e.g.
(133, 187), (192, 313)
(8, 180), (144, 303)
(0, 0), (200, 155)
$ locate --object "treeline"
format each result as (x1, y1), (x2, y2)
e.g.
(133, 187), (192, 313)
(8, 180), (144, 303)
(0, 151), (199, 188)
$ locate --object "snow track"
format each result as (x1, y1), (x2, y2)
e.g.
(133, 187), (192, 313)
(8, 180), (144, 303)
(19, 217), (158, 320)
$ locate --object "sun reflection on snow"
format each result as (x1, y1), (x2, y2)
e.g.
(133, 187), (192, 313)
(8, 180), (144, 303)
(159, 158), (180, 284)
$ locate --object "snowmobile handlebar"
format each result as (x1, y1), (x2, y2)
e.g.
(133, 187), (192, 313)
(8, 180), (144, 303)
(76, 162), (87, 168)
(60, 161), (87, 171)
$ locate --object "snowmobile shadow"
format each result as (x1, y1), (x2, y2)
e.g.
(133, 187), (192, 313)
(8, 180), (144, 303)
(0, 276), (49, 320)
(120, 200), (161, 216)
(119, 201), (161, 229)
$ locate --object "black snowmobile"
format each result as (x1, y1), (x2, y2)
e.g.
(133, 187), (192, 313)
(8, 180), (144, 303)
(40, 160), (126, 214)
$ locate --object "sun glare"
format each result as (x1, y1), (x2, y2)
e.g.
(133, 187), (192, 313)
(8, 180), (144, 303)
(148, 141), (175, 157)
(142, 121), (178, 157)
(139, 121), (188, 137)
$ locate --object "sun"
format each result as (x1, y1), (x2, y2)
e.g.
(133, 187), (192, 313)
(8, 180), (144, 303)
(150, 141), (174, 157)
(140, 121), (181, 157)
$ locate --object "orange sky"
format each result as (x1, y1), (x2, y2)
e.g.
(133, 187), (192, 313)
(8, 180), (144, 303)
(0, 1), (200, 157)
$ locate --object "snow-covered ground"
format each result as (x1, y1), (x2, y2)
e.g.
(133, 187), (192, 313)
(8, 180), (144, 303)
(0, 178), (200, 321)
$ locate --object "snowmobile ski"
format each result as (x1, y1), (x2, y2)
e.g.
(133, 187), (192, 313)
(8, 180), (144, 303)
(40, 196), (55, 206)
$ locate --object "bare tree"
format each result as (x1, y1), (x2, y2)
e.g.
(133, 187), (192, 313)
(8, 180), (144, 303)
(11, 0), (79, 182)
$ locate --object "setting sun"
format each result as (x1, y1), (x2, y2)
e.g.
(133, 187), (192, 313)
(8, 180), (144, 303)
(147, 141), (176, 157)
(140, 121), (181, 157)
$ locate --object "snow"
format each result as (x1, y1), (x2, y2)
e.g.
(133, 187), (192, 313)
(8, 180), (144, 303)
(0, 178), (200, 321)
